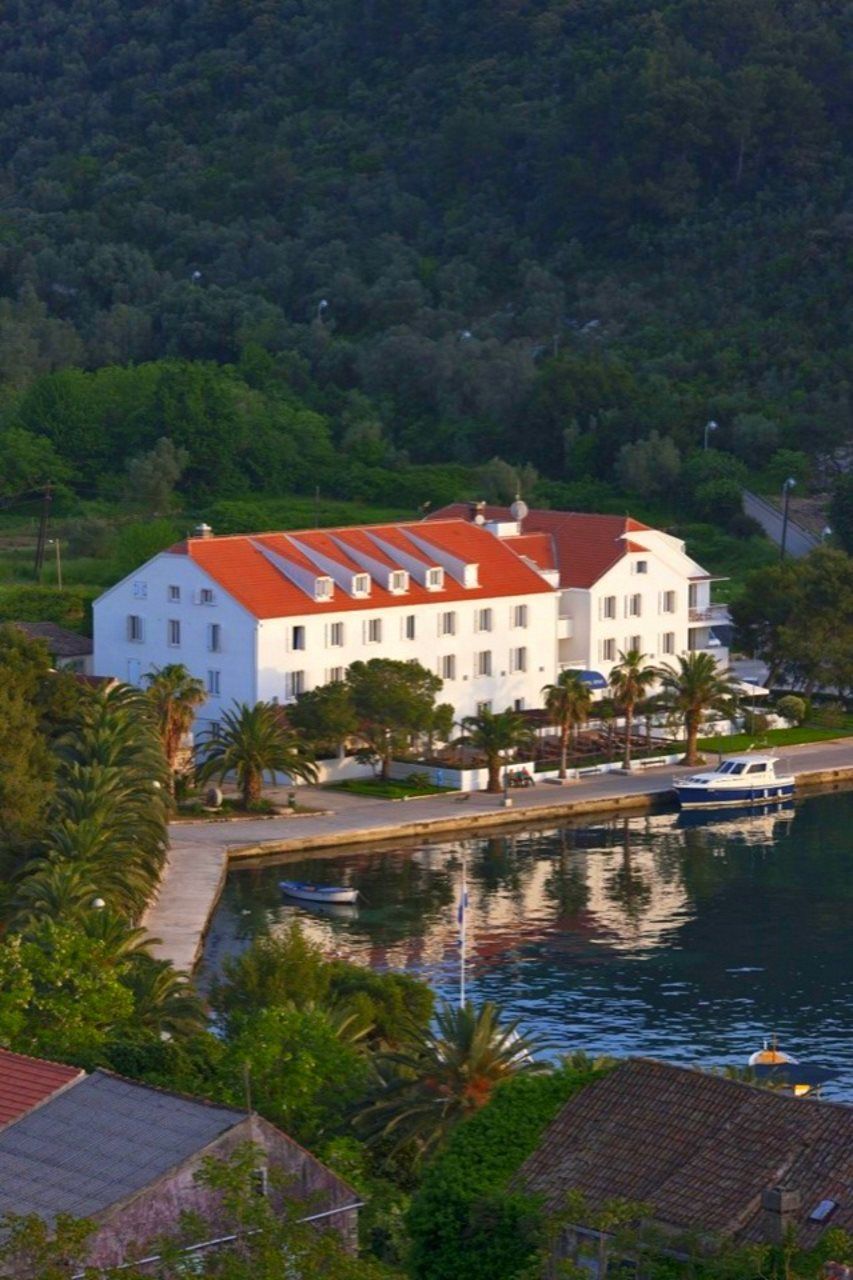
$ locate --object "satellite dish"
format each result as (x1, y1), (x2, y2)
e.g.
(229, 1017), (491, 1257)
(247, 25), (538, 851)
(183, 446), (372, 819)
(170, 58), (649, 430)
(474, 513), (486, 525)
(510, 499), (529, 522)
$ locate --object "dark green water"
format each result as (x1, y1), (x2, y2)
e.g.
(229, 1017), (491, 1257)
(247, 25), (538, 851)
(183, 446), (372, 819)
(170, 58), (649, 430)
(202, 790), (853, 1096)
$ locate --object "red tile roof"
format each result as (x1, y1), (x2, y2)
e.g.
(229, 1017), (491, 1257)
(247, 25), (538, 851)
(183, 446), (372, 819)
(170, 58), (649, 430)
(519, 1058), (853, 1249)
(0, 1046), (83, 1128)
(169, 519), (554, 619)
(431, 505), (651, 589)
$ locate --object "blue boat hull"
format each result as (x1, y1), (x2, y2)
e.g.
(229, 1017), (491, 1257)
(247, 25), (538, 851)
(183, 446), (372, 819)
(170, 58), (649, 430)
(674, 782), (795, 809)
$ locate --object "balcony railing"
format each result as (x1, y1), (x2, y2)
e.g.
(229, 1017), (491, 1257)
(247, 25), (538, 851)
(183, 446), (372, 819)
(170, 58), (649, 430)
(688, 603), (730, 625)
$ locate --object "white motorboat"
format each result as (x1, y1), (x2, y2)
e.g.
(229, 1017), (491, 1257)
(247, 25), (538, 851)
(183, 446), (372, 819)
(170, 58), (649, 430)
(672, 754), (795, 809)
(279, 880), (359, 905)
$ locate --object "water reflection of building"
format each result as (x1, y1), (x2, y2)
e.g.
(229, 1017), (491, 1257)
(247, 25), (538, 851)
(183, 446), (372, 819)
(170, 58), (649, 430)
(276, 823), (697, 974)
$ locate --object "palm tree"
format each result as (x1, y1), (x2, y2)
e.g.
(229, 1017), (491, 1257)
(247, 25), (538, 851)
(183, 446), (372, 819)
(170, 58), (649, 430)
(541, 671), (593, 778)
(355, 1000), (548, 1160)
(458, 708), (535, 793)
(144, 664), (207, 777)
(8, 858), (102, 929)
(123, 954), (208, 1039)
(654, 652), (741, 766)
(609, 650), (657, 768)
(196, 701), (318, 808)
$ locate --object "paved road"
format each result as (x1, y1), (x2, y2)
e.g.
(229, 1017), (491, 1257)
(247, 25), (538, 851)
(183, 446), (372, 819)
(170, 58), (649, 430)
(743, 490), (819, 558)
(143, 737), (853, 973)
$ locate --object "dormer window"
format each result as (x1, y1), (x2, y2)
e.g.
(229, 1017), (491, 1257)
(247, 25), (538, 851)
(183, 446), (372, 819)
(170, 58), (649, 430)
(426, 567), (444, 590)
(389, 569), (409, 594)
(463, 563), (479, 588)
(353, 573), (370, 597)
(314, 576), (333, 601)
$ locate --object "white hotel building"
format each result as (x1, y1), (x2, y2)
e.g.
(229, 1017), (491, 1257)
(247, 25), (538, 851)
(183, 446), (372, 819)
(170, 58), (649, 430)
(92, 508), (728, 734)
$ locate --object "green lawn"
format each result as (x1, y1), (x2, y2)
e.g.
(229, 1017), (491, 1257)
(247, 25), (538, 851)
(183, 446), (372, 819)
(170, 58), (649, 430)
(328, 777), (456, 799)
(696, 724), (853, 753)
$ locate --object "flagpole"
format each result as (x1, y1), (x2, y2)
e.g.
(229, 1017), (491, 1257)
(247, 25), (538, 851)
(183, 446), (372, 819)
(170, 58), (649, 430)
(459, 855), (467, 1009)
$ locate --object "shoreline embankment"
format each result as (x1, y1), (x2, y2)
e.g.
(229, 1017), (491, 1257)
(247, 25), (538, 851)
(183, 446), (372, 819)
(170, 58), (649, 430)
(143, 742), (853, 975)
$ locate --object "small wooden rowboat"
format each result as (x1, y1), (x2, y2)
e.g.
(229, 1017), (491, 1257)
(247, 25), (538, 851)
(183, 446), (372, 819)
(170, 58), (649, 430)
(279, 880), (359, 905)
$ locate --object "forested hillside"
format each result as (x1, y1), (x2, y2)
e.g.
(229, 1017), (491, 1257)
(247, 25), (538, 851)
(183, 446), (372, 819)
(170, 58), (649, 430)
(0, 0), (851, 510)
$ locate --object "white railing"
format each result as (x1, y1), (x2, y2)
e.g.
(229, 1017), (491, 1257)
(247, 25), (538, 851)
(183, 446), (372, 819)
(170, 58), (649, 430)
(688, 603), (730, 624)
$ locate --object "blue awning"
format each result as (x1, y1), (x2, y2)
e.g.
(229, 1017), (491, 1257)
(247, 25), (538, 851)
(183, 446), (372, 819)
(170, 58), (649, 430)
(574, 670), (608, 690)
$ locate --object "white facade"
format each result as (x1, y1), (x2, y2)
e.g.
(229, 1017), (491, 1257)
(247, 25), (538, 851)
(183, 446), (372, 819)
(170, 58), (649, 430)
(557, 529), (729, 680)
(93, 533), (559, 732)
(93, 514), (728, 733)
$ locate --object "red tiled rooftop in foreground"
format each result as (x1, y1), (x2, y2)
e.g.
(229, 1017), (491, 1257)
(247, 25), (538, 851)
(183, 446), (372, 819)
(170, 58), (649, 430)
(0, 1046), (83, 1127)
(431, 504), (652, 589)
(169, 519), (554, 619)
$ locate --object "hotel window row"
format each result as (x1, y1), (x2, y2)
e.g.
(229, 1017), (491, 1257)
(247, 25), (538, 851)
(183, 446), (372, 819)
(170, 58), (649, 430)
(599, 592), (677, 620)
(126, 616), (221, 651)
(598, 634), (676, 661)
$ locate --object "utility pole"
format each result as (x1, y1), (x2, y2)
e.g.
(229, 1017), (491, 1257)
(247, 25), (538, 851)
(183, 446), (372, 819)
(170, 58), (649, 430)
(50, 538), (63, 589)
(33, 483), (53, 581)
(780, 477), (796, 562)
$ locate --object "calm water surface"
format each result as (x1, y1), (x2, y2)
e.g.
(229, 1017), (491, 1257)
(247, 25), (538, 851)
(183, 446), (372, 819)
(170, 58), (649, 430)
(202, 790), (853, 1096)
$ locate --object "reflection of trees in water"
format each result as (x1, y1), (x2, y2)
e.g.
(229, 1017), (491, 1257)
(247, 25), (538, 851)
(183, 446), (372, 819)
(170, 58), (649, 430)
(605, 819), (652, 926)
(470, 834), (528, 903)
(544, 828), (590, 920)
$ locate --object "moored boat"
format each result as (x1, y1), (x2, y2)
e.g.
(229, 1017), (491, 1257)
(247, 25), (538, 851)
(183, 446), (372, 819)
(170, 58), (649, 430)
(279, 880), (359, 905)
(672, 754), (794, 809)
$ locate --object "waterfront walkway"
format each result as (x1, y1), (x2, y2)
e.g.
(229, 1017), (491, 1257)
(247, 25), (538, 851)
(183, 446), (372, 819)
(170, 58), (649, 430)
(143, 737), (853, 973)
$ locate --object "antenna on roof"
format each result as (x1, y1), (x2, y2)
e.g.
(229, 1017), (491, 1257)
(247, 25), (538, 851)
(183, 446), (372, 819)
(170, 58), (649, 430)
(243, 1061), (253, 1116)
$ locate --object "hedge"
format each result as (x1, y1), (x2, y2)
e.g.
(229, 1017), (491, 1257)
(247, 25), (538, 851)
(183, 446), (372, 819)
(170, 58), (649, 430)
(407, 1059), (609, 1280)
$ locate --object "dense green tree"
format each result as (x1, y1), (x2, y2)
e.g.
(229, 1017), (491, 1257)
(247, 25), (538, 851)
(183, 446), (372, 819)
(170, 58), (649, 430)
(288, 681), (358, 755)
(124, 436), (189, 513)
(0, 922), (134, 1062)
(732, 549), (853, 694)
(830, 474), (853, 554)
(347, 659), (443, 781)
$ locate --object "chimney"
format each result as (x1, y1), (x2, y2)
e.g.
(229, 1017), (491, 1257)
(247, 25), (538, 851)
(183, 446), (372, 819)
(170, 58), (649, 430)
(760, 1187), (801, 1242)
(467, 501), (486, 525)
(194, 523), (213, 539)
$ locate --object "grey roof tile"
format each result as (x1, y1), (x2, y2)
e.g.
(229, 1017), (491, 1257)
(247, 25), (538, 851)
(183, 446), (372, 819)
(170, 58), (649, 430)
(0, 1072), (245, 1222)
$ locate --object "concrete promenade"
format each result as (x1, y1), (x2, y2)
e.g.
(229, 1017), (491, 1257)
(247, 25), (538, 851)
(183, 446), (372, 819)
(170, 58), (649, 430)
(143, 737), (853, 973)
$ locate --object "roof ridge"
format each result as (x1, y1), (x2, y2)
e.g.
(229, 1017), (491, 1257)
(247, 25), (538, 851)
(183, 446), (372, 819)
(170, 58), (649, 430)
(90, 1068), (247, 1120)
(186, 517), (465, 546)
(0, 1044), (84, 1074)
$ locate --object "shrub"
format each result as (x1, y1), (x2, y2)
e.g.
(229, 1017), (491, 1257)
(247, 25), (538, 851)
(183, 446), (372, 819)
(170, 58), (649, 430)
(776, 695), (807, 726)
(810, 701), (846, 729)
(741, 710), (769, 736)
(407, 1057), (610, 1280)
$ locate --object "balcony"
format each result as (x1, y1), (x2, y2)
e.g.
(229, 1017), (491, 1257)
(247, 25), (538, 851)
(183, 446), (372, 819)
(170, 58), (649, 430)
(688, 603), (730, 625)
(557, 615), (573, 639)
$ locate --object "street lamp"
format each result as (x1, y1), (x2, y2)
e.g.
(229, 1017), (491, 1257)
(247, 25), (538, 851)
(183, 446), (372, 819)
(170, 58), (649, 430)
(317, 298), (329, 323)
(91, 897), (106, 910)
(821, 525), (833, 543)
(704, 419), (719, 451)
(780, 477), (796, 561)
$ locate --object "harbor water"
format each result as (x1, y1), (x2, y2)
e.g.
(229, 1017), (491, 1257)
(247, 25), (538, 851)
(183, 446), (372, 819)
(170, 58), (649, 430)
(202, 789), (853, 1096)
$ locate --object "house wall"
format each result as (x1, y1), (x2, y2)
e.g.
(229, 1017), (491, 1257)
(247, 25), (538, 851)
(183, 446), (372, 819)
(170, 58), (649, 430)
(85, 1115), (358, 1269)
(557, 551), (722, 679)
(255, 591), (559, 721)
(92, 551), (258, 734)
